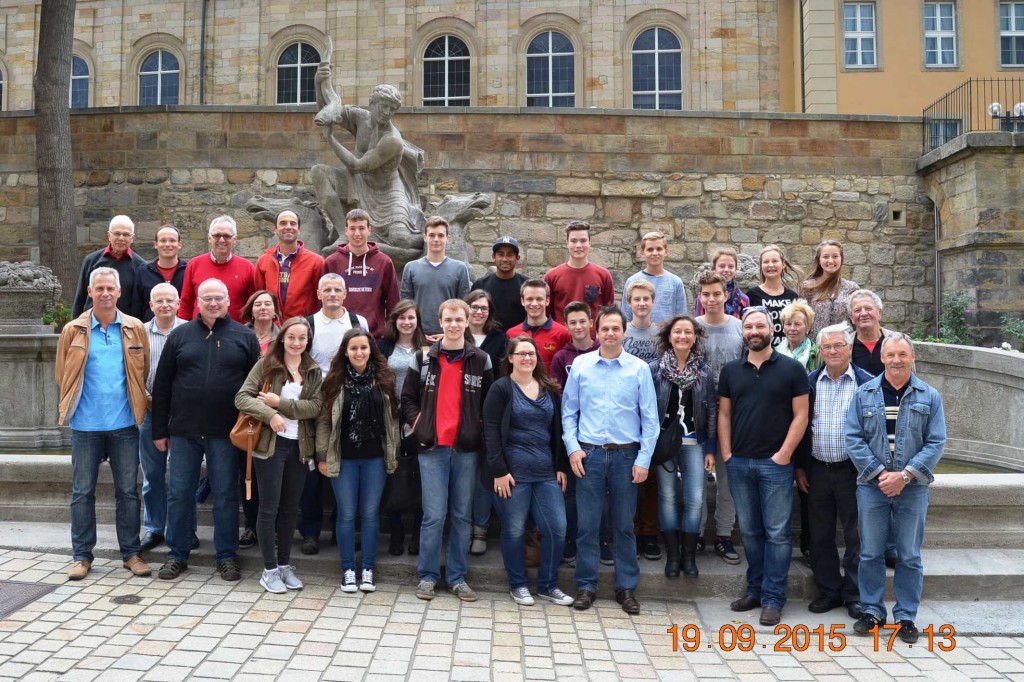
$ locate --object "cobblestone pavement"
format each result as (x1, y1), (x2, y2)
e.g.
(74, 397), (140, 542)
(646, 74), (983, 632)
(1, 550), (1023, 681)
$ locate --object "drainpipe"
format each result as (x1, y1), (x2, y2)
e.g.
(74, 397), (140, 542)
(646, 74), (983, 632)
(199, 0), (209, 104)
(799, 0), (807, 113)
(934, 202), (942, 337)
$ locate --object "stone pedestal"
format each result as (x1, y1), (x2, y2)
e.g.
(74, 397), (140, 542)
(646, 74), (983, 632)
(0, 335), (68, 449)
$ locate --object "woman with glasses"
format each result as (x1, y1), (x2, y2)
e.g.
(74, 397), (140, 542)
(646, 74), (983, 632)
(649, 315), (717, 579)
(746, 245), (800, 348)
(483, 336), (574, 606)
(801, 240), (859, 340)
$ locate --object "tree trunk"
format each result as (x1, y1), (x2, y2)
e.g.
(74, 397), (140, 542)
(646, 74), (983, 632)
(33, 0), (78, 301)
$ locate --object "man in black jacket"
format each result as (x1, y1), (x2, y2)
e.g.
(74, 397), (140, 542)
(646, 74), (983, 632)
(132, 225), (188, 322)
(72, 215), (147, 318)
(401, 298), (493, 602)
(151, 277), (261, 582)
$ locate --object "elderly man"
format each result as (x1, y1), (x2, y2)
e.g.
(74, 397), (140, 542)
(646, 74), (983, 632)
(72, 215), (147, 318)
(132, 225), (188, 322)
(138, 283), (187, 552)
(718, 307), (809, 627)
(152, 278), (261, 581)
(254, 209), (324, 319)
(178, 216), (256, 323)
(57, 267), (150, 580)
(795, 323), (874, 618)
(847, 334), (947, 644)
(849, 289), (896, 377)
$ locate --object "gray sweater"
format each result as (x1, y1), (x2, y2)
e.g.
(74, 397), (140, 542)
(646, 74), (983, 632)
(400, 256), (471, 334)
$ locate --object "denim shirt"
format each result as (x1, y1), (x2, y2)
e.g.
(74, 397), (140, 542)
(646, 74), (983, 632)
(844, 373), (947, 485)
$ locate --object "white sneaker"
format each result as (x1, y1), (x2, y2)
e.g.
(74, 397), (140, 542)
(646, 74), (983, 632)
(341, 569), (358, 593)
(538, 587), (575, 606)
(359, 569), (376, 592)
(278, 565), (303, 591)
(510, 586), (534, 605)
(260, 568), (287, 594)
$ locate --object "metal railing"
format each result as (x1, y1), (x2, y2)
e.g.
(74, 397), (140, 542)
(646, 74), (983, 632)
(922, 78), (1024, 152)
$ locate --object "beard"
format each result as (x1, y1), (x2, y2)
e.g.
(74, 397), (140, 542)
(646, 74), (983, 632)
(744, 334), (772, 352)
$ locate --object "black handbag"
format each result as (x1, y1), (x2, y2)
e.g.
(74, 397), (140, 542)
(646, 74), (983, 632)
(652, 415), (683, 467)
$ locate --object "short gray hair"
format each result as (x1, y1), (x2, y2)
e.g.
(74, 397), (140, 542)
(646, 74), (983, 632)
(849, 289), (883, 315)
(208, 215), (237, 236)
(881, 332), (915, 356)
(108, 215), (135, 233)
(149, 282), (179, 302)
(817, 322), (854, 347)
(318, 273), (346, 289)
(197, 277), (228, 296)
(89, 267), (121, 289)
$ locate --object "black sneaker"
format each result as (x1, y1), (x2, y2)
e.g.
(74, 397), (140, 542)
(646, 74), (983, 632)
(599, 542), (614, 566)
(217, 559), (242, 582)
(191, 533), (200, 550)
(640, 535), (662, 561)
(239, 529), (257, 549)
(301, 536), (319, 555)
(140, 532), (164, 552)
(158, 559), (187, 580)
(695, 534), (706, 553)
(854, 612), (886, 635)
(561, 541), (577, 566)
(897, 620), (919, 644)
(714, 536), (741, 565)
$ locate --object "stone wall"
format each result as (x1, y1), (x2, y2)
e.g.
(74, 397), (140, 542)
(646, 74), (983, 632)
(0, 107), (935, 331)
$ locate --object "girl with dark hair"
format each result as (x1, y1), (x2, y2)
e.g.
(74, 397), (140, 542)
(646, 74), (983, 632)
(649, 315), (718, 579)
(235, 316), (323, 594)
(316, 328), (399, 593)
(242, 290), (283, 356)
(482, 336), (574, 607)
(801, 240), (860, 339)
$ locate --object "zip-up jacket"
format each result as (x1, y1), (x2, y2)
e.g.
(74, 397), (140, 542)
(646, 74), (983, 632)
(151, 316), (261, 440)
(795, 362), (875, 469)
(481, 376), (568, 486)
(72, 247), (147, 318)
(315, 385), (400, 476)
(400, 343), (493, 452)
(234, 357), (324, 462)
(254, 242), (325, 319)
(649, 356), (719, 455)
(322, 242), (400, 339)
(132, 258), (188, 322)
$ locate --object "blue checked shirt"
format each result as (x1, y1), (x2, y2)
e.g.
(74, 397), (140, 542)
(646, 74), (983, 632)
(812, 364), (858, 463)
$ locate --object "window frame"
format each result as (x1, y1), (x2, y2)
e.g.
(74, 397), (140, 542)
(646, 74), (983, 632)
(70, 55), (90, 109)
(842, 2), (879, 70)
(422, 34), (472, 107)
(1000, 1), (1024, 67)
(630, 27), (684, 110)
(275, 41), (321, 106)
(525, 29), (577, 108)
(927, 118), (962, 150)
(138, 49), (181, 106)
(923, 1), (959, 68)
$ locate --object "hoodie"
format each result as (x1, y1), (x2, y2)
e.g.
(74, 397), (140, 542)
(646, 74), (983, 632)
(322, 241), (400, 340)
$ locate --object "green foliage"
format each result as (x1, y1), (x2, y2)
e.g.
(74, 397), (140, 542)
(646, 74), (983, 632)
(42, 300), (72, 331)
(1003, 316), (1024, 348)
(911, 291), (975, 345)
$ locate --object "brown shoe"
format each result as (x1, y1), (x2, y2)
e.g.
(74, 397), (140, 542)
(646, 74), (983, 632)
(67, 560), (91, 581)
(615, 589), (641, 615)
(123, 555), (151, 577)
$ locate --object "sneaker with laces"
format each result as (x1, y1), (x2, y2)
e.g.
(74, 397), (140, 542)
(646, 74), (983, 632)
(341, 569), (358, 593)
(416, 579), (437, 600)
(561, 541), (577, 566)
(449, 582), (478, 602)
(538, 588), (575, 606)
(217, 559), (241, 581)
(278, 565), (303, 591)
(714, 536), (741, 565)
(157, 559), (187, 580)
(260, 568), (287, 594)
(360, 569), (376, 592)
(897, 620), (919, 644)
(854, 612), (887, 635)
(509, 586), (534, 605)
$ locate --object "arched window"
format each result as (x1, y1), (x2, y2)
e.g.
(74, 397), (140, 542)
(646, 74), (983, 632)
(70, 56), (89, 109)
(526, 31), (575, 107)
(277, 42), (321, 105)
(139, 50), (179, 105)
(632, 28), (683, 110)
(423, 35), (471, 107)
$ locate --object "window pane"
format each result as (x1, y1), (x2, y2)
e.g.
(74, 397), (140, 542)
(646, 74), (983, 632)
(161, 74), (179, 104)
(634, 28), (657, 51)
(300, 44), (321, 64)
(300, 64), (317, 103)
(633, 53), (655, 92)
(526, 96), (549, 107)
(633, 93), (657, 109)
(526, 56), (548, 95)
(448, 36), (469, 58)
(658, 52), (681, 90)
(140, 74), (158, 104)
(657, 28), (681, 51)
(279, 44), (298, 66)
(160, 51), (179, 72)
(423, 61), (445, 99)
(448, 59), (470, 98)
(660, 93), (683, 110)
(527, 33), (549, 55)
(448, 98), (470, 107)
(551, 95), (575, 107)
(277, 68), (297, 104)
(862, 40), (875, 65)
(550, 32), (573, 54)
(72, 56), (89, 77)
(425, 37), (446, 59)
(70, 79), (89, 109)
(141, 52), (160, 72)
(551, 54), (574, 94)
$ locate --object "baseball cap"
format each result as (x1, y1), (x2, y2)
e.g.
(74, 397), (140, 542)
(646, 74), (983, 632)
(492, 236), (521, 254)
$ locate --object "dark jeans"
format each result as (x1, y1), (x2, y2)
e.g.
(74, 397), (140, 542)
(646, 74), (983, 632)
(70, 426), (142, 562)
(238, 449), (259, 532)
(575, 444), (640, 592)
(167, 437), (240, 564)
(253, 438), (307, 570)
(493, 479), (567, 592)
(298, 467), (337, 539)
(807, 458), (860, 603)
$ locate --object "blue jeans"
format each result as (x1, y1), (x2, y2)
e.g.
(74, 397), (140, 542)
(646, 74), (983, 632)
(472, 478), (494, 529)
(493, 479), (566, 592)
(70, 426), (142, 562)
(562, 476), (610, 551)
(140, 411), (198, 535)
(727, 456), (794, 609)
(857, 482), (929, 622)
(331, 457), (387, 571)
(655, 441), (706, 533)
(167, 437), (240, 564)
(417, 447), (477, 586)
(574, 444), (640, 592)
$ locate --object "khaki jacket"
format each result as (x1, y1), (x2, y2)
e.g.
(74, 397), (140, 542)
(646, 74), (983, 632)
(56, 310), (149, 426)
(315, 388), (399, 477)
(234, 357), (323, 462)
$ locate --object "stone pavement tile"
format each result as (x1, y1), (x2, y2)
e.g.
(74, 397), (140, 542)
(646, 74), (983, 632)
(230, 621), (272, 636)
(614, 662), (659, 678)
(301, 627), (344, 644)
(991, 657), (1024, 673)
(951, 664), (999, 678)
(252, 643), (295, 660)
(726, 657), (771, 674)
(382, 622), (419, 635)
(847, 669), (902, 681)
(129, 640), (175, 657)
(412, 654), (452, 671)
(775, 667), (815, 680)
(263, 631), (303, 646)
(189, 623), (230, 638)
(204, 646), (249, 664)
(320, 667), (365, 682)
(493, 631), (521, 646)
(58, 670), (102, 682)
(288, 654), (331, 672)
(452, 651), (491, 667)
(331, 651), (372, 668)
(237, 659), (286, 677)
(450, 666), (491, 681)
(192, 661), (240, 678)
(493, 645), (521, 661)
(454, 638), (491, 653)
(339, 636), (376, 653)
(367, 658), (410, 675)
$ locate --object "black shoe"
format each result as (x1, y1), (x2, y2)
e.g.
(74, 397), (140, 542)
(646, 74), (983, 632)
(301, 536), (319, 555)
(662, 532), (680, 579)
(158, 559), (187, 580)
(573, 590), (596, 611)
(640, 535), (662, 561)
(808, 595), (844, 614)
(217, 559), (242, 582)
(695, 534), (706, 553)
(408, 535), (419, 556)
(897, 620), (919, 644)
(599, 542), (614, 565)
(140, 532), (164, 552)
(846, 601), (864, 619)
(561, 541), (577, 566)
(730, 595), (761, 612)
(802, 550), (811, 565)
(714, 536), (741, 565)
(239, 528), (257, 549)
(854, 613), (886, 635)
(759, 606), (782, 626)
(615, 589), (641, 615)
(680, 532), (700, 578)
(885, 554), (898, 569)
(389, 533), (405, 556)
(191, 533), (200, 550)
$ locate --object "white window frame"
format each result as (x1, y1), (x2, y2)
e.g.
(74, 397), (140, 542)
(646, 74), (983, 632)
(275, 42), (321, 105)
(70, 55), (89, 108)
(843, 2), (878, 68)
(924, 2), (957, 67)
(631, 27), (684, 110)
(525, 30), (576, 108)
(138, 50), (180, 106)
(422, 34), (471, 107)
(1000, 2), (1024, 66)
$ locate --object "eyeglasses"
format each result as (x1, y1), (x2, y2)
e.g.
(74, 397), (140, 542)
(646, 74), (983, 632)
(820, 343), (849, 353)
(109, 231), (133, 239)
(510, 352), (537, 359)
(209, 233), (235, 241)
(469, 305), (489, 313)
(199, 295), (227, 303)
(741, 305), (769, 319)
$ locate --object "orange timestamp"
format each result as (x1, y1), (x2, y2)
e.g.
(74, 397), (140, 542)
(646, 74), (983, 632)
(666, 623), (957, 653)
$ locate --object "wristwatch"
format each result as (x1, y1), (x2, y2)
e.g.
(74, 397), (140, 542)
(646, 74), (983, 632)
(900, 471), (912, 485)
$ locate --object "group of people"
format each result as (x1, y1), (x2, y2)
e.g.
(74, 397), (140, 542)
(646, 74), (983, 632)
(59, 213), (945, 644)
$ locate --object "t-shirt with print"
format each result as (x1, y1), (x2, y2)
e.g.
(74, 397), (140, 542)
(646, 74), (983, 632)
(747, 286), (798, 348)
(696, 315), (744, 380)
(623, 323), (659, 363)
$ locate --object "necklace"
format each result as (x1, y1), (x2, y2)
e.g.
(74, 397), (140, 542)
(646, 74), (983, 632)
(513, 376), (537, 391)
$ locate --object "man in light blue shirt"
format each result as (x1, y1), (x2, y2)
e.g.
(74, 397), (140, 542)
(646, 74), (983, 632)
(562, 306), (659, 615)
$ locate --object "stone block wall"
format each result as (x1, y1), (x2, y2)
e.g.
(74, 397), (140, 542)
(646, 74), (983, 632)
(0, 107), (936, 331)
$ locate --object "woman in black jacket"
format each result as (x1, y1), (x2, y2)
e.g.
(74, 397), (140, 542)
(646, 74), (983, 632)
(482, 336), (574, 607)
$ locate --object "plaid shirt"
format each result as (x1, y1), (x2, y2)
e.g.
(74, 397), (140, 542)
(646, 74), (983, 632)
(811, 364), (858, 463)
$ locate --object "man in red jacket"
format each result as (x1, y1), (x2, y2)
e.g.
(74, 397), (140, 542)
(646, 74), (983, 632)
(178, 216), (256, 323)
(254, 210), (325, 319)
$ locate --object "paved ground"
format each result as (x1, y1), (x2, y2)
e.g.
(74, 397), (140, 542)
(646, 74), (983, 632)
(2, 549), (1024, 681)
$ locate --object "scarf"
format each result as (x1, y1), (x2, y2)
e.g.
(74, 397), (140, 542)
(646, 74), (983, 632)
(779, 336), (813, 369)
(724, 280), (747, 318)
(658, 348), (705, 393)
(344, 361), (381, 443)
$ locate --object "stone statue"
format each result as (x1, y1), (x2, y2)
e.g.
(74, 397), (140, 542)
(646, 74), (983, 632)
(0, 261), (62, 333)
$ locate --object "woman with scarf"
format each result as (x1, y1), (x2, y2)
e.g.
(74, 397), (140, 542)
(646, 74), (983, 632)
(316, 328), (399, 593)
(649, 315), (718, 579)
(695, 247), (749, 319)
(778, 300), (820, 372)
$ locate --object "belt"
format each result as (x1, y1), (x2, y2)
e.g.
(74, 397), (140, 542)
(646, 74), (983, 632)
(811, 457), (854, 468)
(579, 442), (640, 450)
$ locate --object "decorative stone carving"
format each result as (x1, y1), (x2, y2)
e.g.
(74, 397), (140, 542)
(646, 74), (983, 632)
(0, 261), (62, 334)
(244, 194), (331, 255)
(690, 252), (760, 293)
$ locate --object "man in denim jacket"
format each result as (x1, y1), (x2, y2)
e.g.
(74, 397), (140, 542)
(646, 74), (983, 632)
(844, 333), (946, 644)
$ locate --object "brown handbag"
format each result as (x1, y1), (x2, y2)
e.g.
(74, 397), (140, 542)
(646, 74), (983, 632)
(230, 377), (271, 500)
